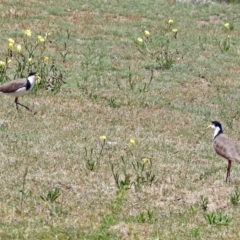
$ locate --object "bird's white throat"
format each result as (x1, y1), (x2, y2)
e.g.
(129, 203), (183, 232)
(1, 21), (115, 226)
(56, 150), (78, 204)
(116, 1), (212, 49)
(27, 75), (36, 92)
(213, 126), (221, 139)
(28, 75), (35, 85)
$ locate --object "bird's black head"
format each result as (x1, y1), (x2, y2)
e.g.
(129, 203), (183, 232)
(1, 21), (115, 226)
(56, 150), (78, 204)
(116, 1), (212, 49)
(28, 72), (37, 77)
(211, 121), (222, 128)
(210, 121), (223, 137)
(207, 121), (223, 139)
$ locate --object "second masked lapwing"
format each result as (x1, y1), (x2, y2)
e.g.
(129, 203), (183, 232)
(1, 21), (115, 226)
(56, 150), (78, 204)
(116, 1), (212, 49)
(0, 72), (37, 111)
(207, 121), (240, 183)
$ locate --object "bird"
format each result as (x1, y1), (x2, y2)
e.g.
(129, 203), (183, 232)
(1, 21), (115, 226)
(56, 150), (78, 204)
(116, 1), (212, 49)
(0, 72), (37, 112)
(207, 121), (240, 183)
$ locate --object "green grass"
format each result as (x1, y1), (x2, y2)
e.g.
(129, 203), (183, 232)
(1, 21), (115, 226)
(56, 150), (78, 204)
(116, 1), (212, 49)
(1, 0), (240, 239)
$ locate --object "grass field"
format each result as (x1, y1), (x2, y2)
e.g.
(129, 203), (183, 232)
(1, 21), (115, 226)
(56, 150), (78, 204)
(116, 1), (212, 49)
(1, 0), (240, 239)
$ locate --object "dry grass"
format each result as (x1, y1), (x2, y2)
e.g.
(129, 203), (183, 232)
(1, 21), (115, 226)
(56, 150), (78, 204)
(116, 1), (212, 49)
(1, 0), (240, 239)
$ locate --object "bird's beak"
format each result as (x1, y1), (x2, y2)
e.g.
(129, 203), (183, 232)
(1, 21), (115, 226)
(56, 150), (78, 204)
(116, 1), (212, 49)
(206, 124), (212, 129)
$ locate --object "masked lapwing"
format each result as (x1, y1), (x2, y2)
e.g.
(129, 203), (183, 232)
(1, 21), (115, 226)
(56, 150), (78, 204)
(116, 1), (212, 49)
(207, 121), (240, 183)
(0, 72), (37, 111)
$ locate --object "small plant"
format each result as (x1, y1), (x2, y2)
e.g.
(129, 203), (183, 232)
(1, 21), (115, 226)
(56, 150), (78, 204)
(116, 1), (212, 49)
(135, 29), (176, 70)
(155, 40), (175, 70)
(83, 136), (108, 171)
(111, 156), (157, 192)
(218, 213), (230, 225)
(219, 36), (231, 53)
(137, 210), (156, 223)
(230, 188), (240, 206)
(138, 69), (154, 93)
(40, 187), (65, 217)
(132, 158), (157, 190)
(204, 212), (216, 225)
(190, 205), (198, 215)
(91, 215), (117, 238)
(117, 66), (154, 93)
(111, 163), (132, 192)
(219, 23), (233, 53)
(200, 195), (208, 212)
(127, 66), (134, 90)
(110, 193), (126, 214)
(84, 147), (99, 171)
(41, 187), (61, 203)
(137, 212), (147, 223)
(111, 139), (157, 193)
(16, 167), (29, 215)
(108, 97), (120, 108)
(204, 212), (230, 226)
(191, 227), (200, 238)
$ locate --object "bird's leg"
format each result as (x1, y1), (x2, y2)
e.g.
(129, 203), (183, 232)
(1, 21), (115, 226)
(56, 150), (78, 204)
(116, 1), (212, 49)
(226, 160), (232, 183)
(15, 97), (18, 110)
(15, 97), (32, 112)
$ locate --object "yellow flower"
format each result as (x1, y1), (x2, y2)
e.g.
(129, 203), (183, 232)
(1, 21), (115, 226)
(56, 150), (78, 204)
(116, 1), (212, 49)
(224, 23), (230, 29)
(99, 135), (106, 141)
(7, 59), (12, 64)
(172, 29), (178, 33)
(142, 158), (150, 164)
(24, 29), (32, 37)
(8, 38), (15, 44)
(227, 35), (231, 39)
(168, 19), (174, 25)
(0, 61), (5, 66)
(129, 138), (136, 146)
(17, 44), (22, 53)
(44, 56), (49, 62)
(8, 42), (14, 50)
(144, 30), (150, 38)
(28, 58), (32, 63)
(37, 35), (45, 43)
(137, 37), (143, 43)
(45, 32), (51, 39)
(35, 76), (41, 85)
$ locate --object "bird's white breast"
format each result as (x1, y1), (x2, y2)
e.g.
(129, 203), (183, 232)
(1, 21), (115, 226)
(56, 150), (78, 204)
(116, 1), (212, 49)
(12, 87), (29, 97)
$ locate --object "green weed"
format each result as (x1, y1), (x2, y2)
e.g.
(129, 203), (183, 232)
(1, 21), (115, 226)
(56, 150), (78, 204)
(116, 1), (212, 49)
(41, 187), (61, 203)
(137, 210), (156, 224)
(230, 188), (240, 206)
(136, 30), (176, 70)
(204, 212), (230, 226)
(219, 36), (231, 53)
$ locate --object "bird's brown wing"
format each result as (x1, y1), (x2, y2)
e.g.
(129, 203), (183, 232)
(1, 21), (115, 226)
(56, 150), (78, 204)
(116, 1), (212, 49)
(214, 134), (240, 163)
(0, 78), (26, 93)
